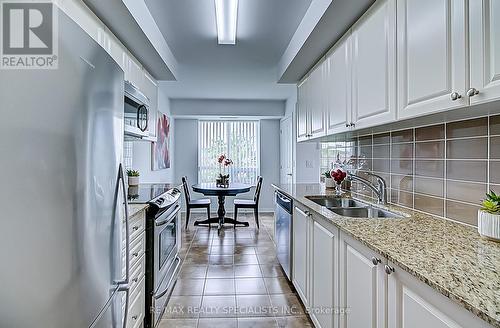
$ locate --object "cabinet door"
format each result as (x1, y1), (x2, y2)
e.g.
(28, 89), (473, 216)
(327, 34), (351, 135)
(469, 0), (500, 105)
(397, 0), (468, 118)
(352, 0), (396, 129)
(143, 72), (158, 140)
(292, 206), (310, 305)
(387, 261), (491, 328)
(310, 64), (326, 138)
(340, 233), (386, 328)
(297, 81), (309, 142)
(312, 220), (338, 328)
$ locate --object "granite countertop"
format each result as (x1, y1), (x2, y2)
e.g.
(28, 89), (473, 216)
(128, 203), (149, 218)
(272, 183), (500, 327)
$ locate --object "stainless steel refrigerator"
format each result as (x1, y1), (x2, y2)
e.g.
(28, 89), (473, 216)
(0, 8), (129, 328)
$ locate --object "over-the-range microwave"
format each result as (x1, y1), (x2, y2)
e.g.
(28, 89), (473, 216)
(124, 81), (153, 140)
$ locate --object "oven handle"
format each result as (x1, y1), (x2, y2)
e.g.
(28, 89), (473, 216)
(153, 257), (180, 300)
(155, 204), (180, 226)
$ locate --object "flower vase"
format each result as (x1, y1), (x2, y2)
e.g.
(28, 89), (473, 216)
(335, 182), (343, 196)
(325, 178), (335, 189)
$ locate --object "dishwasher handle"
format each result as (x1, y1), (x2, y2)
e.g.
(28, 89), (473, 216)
(275, 191), (293, 214)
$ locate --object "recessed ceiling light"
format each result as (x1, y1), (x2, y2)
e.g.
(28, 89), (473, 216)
(215, 0), (238, 45)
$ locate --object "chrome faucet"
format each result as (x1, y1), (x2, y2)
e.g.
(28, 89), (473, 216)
(347, 172), (387, 204)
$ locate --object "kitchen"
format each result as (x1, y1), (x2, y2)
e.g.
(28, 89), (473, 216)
(0, 0), (499, 328)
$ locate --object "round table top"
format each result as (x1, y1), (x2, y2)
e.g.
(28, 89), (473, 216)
(192, 183), (252, 196)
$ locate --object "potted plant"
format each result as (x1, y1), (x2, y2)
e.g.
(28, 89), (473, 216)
(216, 154), (232, 188)
(323, 170), (335, 189)
(478, 190), (500, 241)
(126, 169), (140, 186)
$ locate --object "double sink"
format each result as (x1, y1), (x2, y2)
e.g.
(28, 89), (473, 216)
(305, 196), (404, 219)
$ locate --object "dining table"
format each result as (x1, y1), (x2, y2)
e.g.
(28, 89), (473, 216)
(192, 182), (253, 232)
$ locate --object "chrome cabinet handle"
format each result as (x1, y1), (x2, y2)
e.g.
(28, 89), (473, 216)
(132, 277), (138, 283)
(133, 252), (139, 257)
(450, 92), (462, 101)
(350, 122), (355, 127)
(384, 264), (395, 275)
(467, 88), (480, 97)
(132, 226), (139, 231)
(132, 315), (138, 320)
(345, 123), (350, 128)
(371, 257), (381, 265)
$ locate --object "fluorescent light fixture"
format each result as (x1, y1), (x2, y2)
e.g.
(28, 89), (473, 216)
(215, 0), (238, 45)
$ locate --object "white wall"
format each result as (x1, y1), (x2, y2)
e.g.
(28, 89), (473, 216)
(174, 118), (280, 213)
(132, 87), (175, 183)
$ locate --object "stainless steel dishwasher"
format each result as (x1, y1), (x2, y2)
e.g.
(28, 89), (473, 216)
(275, 191), (293, 280)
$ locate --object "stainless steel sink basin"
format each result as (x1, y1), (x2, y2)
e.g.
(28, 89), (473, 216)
(329, 207), (402, 218)
(305, 196), (366, 208)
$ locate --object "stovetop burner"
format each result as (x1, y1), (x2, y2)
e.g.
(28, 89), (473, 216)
(127, 183), (179, 204)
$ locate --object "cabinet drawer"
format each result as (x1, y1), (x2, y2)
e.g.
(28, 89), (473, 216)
(126, 276), (145, 328)
(122, 232), (145, 276)
(129, 210), (146, 242)
(129, 254), (145, 295)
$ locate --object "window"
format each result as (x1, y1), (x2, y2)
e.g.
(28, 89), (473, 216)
(198, 121), (260, 184)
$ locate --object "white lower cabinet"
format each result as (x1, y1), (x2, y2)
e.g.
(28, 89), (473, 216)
(311, 220), (338, 328)
(339, 233), (386, 328)
(387, 260), (491, 328)
(292, 206), (311, 305)
(289, 206), (494, 328)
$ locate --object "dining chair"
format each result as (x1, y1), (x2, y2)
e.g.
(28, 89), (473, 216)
(181, 176), (211, 229)
(234, 176), (263, 229)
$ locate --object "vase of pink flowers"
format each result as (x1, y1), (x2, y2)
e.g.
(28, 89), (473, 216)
(216, 154), (233, 188)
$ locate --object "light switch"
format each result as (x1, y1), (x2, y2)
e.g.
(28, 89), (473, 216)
(305, 160), (313, 168)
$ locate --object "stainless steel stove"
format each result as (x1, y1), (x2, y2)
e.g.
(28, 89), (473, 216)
(128, 184), (182, 328)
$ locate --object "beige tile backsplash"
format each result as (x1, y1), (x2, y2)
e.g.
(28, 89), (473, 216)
(320, 114), (500, 226)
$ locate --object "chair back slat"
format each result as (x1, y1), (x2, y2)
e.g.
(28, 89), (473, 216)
(254, 176), (263, 204)
(181, 176), (191, 203)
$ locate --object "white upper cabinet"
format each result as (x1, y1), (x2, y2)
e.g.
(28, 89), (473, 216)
(57, 0), (102, 43)
(143, 72), (158, 140)
(397, 0), (468, 119)
(352, 0), (397, 129)
(469, 0), (500, 105)
(326, 33), (352, 135)
(310, 63), (327, 138)
(297, 81), (309, 141)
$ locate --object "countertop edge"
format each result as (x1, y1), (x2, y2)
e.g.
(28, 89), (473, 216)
(272, 183), (500, 328)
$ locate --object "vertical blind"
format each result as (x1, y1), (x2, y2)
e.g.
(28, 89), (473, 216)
(198, 121), (260, 184)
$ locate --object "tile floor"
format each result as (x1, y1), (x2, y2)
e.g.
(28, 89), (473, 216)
(158, 212), (313, 328)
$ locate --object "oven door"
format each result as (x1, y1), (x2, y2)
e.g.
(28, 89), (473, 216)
(153, 204), (180, 290)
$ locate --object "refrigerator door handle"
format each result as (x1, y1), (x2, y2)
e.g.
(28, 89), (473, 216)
(115, 164), (130, 285)
(118, 284), (130, 328)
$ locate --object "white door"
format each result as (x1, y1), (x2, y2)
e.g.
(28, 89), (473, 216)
(397, 0), (468, 119)
(310, 64), (326, 138)
(340, 233), (386, 328)
(469, 0), (500, 105)
(292, 206), (310, 306)
(326, 33), (352, 135)
(387, 261), (491, 328)
(312, 221), (338, 328)
(297, 82), (309, 141)
(280, 117), (293, 184)
(351, 0), (397, 129)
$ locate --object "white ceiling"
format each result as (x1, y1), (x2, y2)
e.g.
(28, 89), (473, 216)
(144, 0), (312, 70)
